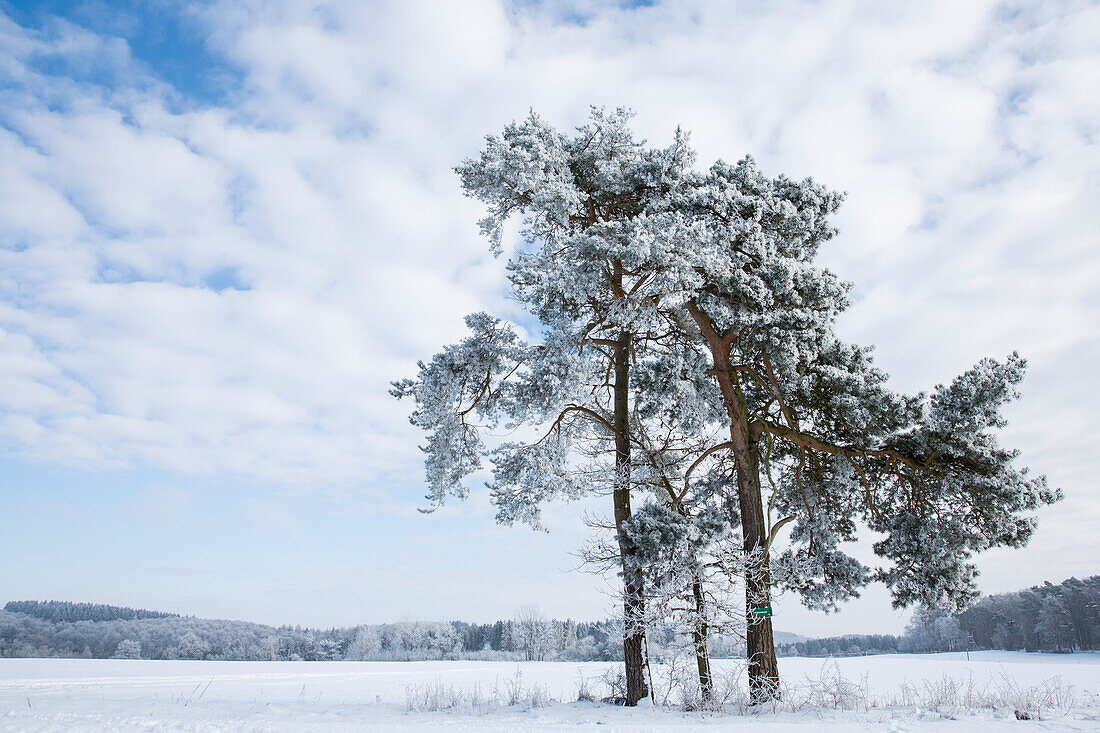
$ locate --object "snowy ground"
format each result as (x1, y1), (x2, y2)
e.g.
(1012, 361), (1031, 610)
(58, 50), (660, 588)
(2, 652), (1099, 731)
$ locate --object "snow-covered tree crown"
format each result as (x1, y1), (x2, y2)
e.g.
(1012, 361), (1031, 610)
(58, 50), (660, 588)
(396, 107), (1059, 611)
(457, 107), (696, 331)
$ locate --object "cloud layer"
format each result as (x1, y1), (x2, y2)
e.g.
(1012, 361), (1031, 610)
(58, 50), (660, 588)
(1, 1), (1097, 617)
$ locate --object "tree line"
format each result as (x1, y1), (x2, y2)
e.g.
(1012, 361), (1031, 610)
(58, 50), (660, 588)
(0, 599), (782, 662)
(900, 575), (1100, 654)
(4, 600), (179, 623)
(776, 634), (902, 658)
(6, 576), (1091, 661)
(781, 575), (1100, 657)
(0, 600), (639, 662)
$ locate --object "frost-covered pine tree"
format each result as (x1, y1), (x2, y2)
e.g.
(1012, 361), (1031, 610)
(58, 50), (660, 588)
(393, 108), (695, 705)
(395, 109), (1059, 704)
(651, 155), (1060, 700)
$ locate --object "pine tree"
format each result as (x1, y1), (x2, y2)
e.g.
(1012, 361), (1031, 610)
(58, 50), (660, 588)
(394, 109), (695, 704)
(641, 154), (1060, 698)
(395, 108), (1060, 703)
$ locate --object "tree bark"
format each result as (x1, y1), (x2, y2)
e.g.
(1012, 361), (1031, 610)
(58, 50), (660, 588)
(737, 442), (780, 702)
(612, 328), (649, 705)
(686, 299), (780, 701)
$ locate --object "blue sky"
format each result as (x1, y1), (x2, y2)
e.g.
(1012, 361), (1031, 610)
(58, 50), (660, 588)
(0, 0), (1097, 635)
(1, 0), (235, 104)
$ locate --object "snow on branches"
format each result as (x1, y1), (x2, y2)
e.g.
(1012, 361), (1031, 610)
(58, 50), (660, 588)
(394, 107), (1059, 700)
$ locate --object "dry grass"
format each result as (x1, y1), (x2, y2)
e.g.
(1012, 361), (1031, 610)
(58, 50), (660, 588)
(404, 669), (552, 713)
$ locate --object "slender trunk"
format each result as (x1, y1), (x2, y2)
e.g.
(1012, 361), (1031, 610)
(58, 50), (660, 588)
(678, 493), (712, 702)
(612, 328), (648, 706)
(691, 574), (713, 702)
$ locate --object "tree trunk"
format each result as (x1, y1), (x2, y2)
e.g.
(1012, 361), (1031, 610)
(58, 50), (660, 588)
(737, 443), (780, 702)
(679, 492), (712, 702)
(612, 328), (649, 706)
(685, 300), (780, 701)
(691, 574), (713, 702)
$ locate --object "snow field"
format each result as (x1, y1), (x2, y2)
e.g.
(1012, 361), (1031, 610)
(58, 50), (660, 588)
(1, 651), (1098, 731)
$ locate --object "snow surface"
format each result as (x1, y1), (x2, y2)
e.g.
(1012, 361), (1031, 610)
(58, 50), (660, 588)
(1, 652), (1099, 731)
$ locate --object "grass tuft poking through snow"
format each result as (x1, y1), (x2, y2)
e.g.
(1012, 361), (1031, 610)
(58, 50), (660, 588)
(404, 669), (551, 713)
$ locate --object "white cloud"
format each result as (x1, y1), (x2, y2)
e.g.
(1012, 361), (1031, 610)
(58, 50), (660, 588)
(0, 0), (1097, 611)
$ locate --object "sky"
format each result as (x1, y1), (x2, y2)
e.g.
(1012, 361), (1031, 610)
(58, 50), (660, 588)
(0, 0), (1097, 638)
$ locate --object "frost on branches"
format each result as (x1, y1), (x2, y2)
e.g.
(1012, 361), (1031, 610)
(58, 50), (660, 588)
(393, 108), (1058, 705)
(396, 108), (697, 705)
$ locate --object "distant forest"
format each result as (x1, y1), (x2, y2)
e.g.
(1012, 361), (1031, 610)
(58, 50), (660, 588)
(779, 575), (1100, 657)
(2, 576), (1096, 661)
(4, 601), (178, 623)
(900, 575), (1100, 654)
(0, 600), (650, 662)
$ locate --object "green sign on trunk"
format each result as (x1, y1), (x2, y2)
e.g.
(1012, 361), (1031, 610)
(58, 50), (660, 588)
(750, 606), (773, 618)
